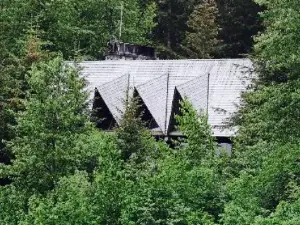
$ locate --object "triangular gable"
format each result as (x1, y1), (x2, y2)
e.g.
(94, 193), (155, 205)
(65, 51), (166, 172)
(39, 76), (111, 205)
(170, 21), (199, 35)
(133, 89), (160, 131)
(97, 74), (130, 124)
(79, 59), (253, 137)
(176, 74), (209, 114)
(92, 89), (117, 129)
(135, 75), (168, 134)
(167, 74), (209, 134)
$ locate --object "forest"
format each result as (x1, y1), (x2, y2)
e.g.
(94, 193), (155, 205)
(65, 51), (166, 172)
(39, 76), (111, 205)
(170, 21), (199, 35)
(1, 0), (300, 224)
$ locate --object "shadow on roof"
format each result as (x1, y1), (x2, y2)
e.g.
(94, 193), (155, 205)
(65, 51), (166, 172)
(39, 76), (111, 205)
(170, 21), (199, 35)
(91, 89), (117, 130)
(133, 89), (160, 131)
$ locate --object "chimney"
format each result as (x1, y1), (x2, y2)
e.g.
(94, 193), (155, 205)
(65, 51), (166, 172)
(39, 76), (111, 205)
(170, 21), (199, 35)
(105, 39), (156, 60)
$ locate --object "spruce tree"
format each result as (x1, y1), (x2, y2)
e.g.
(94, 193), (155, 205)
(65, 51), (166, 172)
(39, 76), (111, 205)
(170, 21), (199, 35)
(1, 0), (157, 60)
(216, 0), (263, 58)
(221, 0), (300, 223)
(153, 0), (190, 59)
(120, 99), (223, 224)
(116, 96), (156, 172)
(184, 0), (220, 58)
(0, 29), (45, 185)
(2, 57), (91, 193)
(175, 99), (216, 163)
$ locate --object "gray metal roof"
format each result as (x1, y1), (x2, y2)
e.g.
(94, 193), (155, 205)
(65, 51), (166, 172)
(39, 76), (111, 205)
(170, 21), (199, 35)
(176, 74), (209, 114)
(79, 59), (254, 137)
(97, 74), (129, 124)
(135, 75), (168, 132)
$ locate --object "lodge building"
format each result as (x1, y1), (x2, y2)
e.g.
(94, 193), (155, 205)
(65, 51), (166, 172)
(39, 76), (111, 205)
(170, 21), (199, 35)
(78, 41), (254, 144)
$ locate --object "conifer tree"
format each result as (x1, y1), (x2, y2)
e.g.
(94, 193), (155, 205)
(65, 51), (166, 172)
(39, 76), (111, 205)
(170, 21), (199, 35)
(221, 0), (300, 223)
(153, 0), (189, 59)
(120, 99), (223, 224)
(216, 0), (263, 58)
(0, 56), (15, 173)
(0, 28), (45, 185)
(184, 0), (219, 58)
(2, 57), (91, 194)
(175, 99), (216, 163)
(1, 0), (157, 60)
(116, 96), (156, 172)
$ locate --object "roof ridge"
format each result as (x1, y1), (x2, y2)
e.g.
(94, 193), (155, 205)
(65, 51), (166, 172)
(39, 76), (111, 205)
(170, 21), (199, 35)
(98, 73), (129, 86)
(79, 58), (252, 63)
(176, 73), (209, 88)
(135, 73), (168, 88)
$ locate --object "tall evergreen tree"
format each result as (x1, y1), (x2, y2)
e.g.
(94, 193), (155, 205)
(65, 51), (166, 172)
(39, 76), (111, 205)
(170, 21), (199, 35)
(0, 50), (16, 162)
(116, 96), (156, 174)
(1, 57), (93, 193)
(216, 0), (263, 58)
(221, 0), (300, 223)
(153, 0), (190, 59)
(0, 29), (46, 185)
(183, 0), (219, 58)
(120, 100), (224, 224)
(1, 0), (157, 60)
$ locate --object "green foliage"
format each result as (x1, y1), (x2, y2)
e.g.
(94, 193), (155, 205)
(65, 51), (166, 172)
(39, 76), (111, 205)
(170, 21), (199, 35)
(116, 96), (156, 172)
(255, 195), (300, 225)
(22, 172), (98, 225)
(40, 0), (157, 58)
(3, 57), (92, 193)
(0, 185), (28, 224)
(11, 130), (123, 224)
(1, 0), (157, 60)
(153, 0), (211, 59)
(1, 0), (261, 60)
(153, 0), (262, 59)
(184, 0), (220, 58)
(216, 0), (263, 58)
(222, 143), (300, 224)
(235, 80), (300, 147)
(120, 161), (219, 224)
(1, 0), (299, 224)
(0, 50), (17, 164)
(220, 1), (300, 223)
(0, 29), (46, 181)
(153, 0), (186, 58)
(13, 98), (225, 225)
(17, 169), (126, 225)
(254, 0), (300, 83)
(0, 57), (123, 223)
(119, 100), (223, 224)
(175, 99), (216, 164)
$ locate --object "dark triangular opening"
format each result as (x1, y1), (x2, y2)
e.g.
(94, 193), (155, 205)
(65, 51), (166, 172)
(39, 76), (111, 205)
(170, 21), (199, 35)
(133, 89), (160, 130)
(168, 88), (183, 134)
(91, 89), (117, 130)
